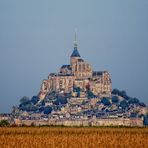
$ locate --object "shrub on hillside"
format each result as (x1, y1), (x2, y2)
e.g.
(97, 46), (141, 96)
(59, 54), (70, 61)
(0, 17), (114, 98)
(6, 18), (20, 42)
(120, 100), (128, 109)
(112, 89), (130, 100)
(101, 97), (111, 106)
(111, 96), (119, 103)
(128, 98), (140, 105)
(20, 96), (31, 105)
(54, 97), (68, 105)
(43, 106), (52, 114)
(31, 96), (39, 105)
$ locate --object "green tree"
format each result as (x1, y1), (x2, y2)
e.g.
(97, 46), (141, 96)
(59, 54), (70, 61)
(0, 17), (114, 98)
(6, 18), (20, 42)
(144, 114), (148, 126)
(87, 90), (95, 99)
(20, 96), (30, 105)
(120, 100), (128, 109)
(101, 97), (111, 106)
(111, 96), (119, 103)
(31, 96), (39, 105)
(0, 120), (10, 127)
(44, 106), (52, 114)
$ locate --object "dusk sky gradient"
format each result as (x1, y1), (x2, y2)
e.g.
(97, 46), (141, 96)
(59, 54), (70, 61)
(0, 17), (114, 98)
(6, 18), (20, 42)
(0, 0), (148, 113)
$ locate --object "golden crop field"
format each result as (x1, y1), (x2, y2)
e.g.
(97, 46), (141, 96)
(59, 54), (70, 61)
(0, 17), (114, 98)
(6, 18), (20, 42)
(0, 127), (148, 148)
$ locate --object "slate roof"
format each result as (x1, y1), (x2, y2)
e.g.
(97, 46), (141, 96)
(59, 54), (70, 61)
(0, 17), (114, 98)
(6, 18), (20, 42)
(93, 71), (103, 76)
(78, 59), (84, 62)
(71, 47), (81, 57)
(61, 65), (72, 70)
(58, 74), (74, 76)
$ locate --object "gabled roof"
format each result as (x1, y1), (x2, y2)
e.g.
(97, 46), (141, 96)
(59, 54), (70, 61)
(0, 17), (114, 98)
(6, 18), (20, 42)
(78, 59), (84, 62)
(61, 65), (72, 70)
(93, 71), (103, 76)
(61, 65), (70, 68)
(71, 47), (81, 57)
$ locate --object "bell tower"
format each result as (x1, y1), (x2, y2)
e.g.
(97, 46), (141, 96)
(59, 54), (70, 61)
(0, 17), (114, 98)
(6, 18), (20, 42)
(70, 31), (81, 74)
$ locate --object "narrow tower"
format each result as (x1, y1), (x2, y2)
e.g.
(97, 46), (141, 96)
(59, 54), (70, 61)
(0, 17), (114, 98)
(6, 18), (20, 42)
(70, 31), (81, 74)
(71, 30), (81, 58)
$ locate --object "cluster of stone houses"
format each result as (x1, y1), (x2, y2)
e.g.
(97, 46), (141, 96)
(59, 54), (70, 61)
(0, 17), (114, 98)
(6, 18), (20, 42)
(13, 96), (146, 127)
(0, 114), (11, 121)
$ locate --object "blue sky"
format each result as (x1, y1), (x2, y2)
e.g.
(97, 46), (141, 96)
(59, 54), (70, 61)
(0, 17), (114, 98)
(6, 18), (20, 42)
(0, 0), (148, 113)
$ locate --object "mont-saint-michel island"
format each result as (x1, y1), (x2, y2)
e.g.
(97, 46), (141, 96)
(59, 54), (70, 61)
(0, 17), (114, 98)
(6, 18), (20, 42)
(0, 34), (147, 127)
(1, 1), (148, 147)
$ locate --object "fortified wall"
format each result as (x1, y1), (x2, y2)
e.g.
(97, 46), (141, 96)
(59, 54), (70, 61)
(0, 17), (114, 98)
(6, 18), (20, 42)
(14, 118), (143, 127)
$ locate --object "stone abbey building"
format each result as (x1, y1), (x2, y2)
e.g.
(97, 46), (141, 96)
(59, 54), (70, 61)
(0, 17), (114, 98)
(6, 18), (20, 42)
(39, 35), (112, 100)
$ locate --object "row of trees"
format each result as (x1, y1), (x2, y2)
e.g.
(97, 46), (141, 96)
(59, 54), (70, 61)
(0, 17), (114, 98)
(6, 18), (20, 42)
(112, 89), (146, 107)
(19, 96), (39, 112)
(101, 97), (146, 109)
(18, 89), (146, 115)
(19, 95), (68, 114)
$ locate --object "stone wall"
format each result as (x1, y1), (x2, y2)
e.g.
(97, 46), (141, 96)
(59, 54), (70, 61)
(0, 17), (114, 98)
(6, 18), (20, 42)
(48, 118), (143, 127)
(14, 118), (143, 127)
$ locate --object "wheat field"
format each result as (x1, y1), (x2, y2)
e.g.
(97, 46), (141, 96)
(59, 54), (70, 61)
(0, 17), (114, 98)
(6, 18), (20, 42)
(0, 127), (147, 148)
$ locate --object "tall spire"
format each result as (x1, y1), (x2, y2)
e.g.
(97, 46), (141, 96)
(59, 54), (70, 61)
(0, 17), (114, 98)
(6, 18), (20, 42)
(71, 29), (81, 57)
(74, 29), (78, 49)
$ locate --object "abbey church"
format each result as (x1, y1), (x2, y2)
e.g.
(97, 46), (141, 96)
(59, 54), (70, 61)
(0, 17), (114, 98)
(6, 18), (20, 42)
(39, 34), (112, 100)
